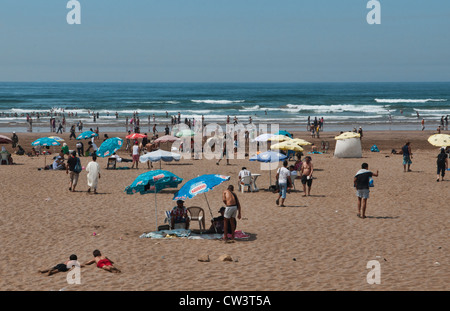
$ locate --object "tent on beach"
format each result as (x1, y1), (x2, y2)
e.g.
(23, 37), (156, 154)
(334, 132), (362, 158)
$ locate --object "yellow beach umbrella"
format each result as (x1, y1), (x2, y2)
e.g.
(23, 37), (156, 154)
(335, 132), (360, 140)
(270, 141), (304, 152)
(427, 134), (450, 147)
(267, 135), (291, 142)
(290, 138), (312, 146)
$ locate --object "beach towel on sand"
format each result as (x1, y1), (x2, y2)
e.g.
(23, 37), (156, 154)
(139, 229), (250, 240)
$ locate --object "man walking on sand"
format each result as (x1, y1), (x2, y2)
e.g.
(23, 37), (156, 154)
(275, 160), (291, 207)
(300, 156), (314, 197)
(222, 185), (241, 242)
(354, 163), (379, 219)
(66, 151), (81, 192)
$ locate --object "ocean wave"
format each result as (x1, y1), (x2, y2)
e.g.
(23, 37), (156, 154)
(281, 104), (390, 114)
(191, 99), (245, 104)
(375, 98), (447, 103)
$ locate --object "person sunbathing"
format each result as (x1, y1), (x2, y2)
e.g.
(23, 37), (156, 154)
(83, 249), (121, 273)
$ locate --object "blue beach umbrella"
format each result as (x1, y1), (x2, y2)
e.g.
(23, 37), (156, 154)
(96, 137), (123, 158)
(31, 137), (61, 147)
(76, 130), (98, 140)
(125, 170), (183, 230)
(31, 137), (61, 165)
(173, 174), (230, 229)
(250, 150), (288, 187)
(173, 174), (230, 201)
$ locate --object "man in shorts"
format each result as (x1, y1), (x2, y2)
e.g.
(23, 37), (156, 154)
(66, 151), (80, 192)
(222, 185), (241, 242)
(300, 156), (314, 197)
(354, 163), (379, 219)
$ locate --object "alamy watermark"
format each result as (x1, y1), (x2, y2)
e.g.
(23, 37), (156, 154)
(367, 0), (381, 25)
(66, 260), (81, 285)
(67, 0), (81, 25)
(366, 260), (381, 284)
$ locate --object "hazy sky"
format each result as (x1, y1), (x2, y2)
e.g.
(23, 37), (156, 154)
(1, 0), (449, 82)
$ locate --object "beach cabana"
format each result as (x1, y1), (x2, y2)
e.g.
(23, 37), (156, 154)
(334, 132), (362, 158)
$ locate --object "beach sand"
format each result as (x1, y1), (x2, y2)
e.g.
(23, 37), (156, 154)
(0, 130), (448, 291)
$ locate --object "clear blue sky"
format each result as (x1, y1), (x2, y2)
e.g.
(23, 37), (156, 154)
(0, 0), (449, 82)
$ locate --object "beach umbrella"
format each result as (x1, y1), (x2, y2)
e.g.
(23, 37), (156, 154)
(335, 132), (360, 140)
(175, 129), (195, 138)
(96, 137), (124, 158)
(275, 130), (293, 138)
(31, 137), (61, 147)
(270, 141), (304, 152)
(154, 135), (180, 143)
(290, 138), (312, 146)
(125, 170), (183, 230)
(0, 135), (12, 144)
(126, 133), (147, 140)
(250, 151), (288, 187)
(428, 134), (450, 147)
(173, 174), (230, 230)
(267, 135), (291, 142)
(48, 136), (65, 142)
(139, 149), (181, 169)
(76, 130), (98, 140)
(252, 133), (274, 142)
(31, 137), (61, 165)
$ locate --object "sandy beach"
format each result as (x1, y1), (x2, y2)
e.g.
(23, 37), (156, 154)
(0, 129), (448, 291)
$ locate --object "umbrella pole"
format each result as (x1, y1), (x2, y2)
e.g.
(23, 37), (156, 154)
(203, 193), (217, 233)
(154, 188), (158, 231)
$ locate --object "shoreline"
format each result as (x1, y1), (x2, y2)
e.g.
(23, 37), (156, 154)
(0, 120), (446, 134)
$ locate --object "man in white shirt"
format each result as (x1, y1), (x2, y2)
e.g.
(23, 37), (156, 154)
(238, 167), (251, 192)
(275, 160), (291, 207)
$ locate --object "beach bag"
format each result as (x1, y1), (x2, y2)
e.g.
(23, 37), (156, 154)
(73, 158), (82, 173)
(369, 177), (374, 187)
(370, 145), (380, 152)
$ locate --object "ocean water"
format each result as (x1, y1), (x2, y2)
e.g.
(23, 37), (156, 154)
(0, 82), (449, 133)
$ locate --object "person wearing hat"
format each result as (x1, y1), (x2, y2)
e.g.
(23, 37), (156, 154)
(206, 207), (235, 234)
(170, 200), (190, 230)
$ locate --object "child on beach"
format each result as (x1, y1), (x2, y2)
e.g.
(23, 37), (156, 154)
(84, 250), (121, 273)
(39, 254), (81, 276)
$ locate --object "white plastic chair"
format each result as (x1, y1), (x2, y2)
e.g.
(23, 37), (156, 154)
(240, 175), (253, 193)
(187, 206), (205, 231)
(0, 153), (9, 165)
(290, 174), (296, 190)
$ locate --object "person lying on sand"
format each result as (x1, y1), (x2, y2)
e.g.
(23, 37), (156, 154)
(83, 249), (121, 273)
(39, 254), (82, 276)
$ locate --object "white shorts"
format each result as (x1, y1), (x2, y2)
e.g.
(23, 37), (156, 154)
(224, 205), (238, 219)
